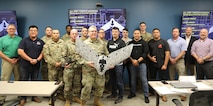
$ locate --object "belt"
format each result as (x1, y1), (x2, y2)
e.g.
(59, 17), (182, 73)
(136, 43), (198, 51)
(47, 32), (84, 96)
(204, 61), (213, 63)
(10, 57), (18, 58)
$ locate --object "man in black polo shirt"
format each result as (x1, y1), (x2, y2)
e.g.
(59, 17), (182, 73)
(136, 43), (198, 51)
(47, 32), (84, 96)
(128, 29), (149, 103)
(106, 27), (126, 104)
(18, 25), (44, 106)
(148, 28), (170, 102)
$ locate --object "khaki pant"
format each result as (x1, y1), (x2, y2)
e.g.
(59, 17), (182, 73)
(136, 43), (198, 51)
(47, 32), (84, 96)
(0, 59), (20, 101)
(169, 59), (186, 80)
(1, 59), (20, 81)
(81, 67), (105, 101)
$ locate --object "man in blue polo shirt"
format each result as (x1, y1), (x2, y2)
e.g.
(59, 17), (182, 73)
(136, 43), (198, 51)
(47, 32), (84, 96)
(167, 27), (187, 80)
(18, 25), (44, 106)
(167, 27), (187, 101)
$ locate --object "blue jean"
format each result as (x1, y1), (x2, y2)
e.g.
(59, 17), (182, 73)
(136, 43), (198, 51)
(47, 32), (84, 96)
(20, 66), (39, 81)
(129, 63), (149, 97)
(109, 65), (124, 98)
(19, 66), (40, 100)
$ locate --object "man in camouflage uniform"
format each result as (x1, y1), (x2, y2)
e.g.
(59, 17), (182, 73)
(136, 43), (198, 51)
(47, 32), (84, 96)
(80, 26), (109, 106)
(63, 29), (82, 106)
(97, 29), (110, 93)
(43, 29), (66, 103)
(80, 27), (88, 41)
(41, 26), (52, 81)
(61, 25), (72, 41)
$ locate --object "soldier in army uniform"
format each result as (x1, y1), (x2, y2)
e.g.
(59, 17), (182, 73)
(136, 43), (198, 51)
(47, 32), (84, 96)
(98, 29), (107, 46)
(61, 25), (72, 41)
(41, 26), (52, 81)
(63, 29), (82, 106)
(80, 26), (109, 106)
(80, 27), (88, 41)
(97, 29), (110, 94)
(42, 29), (66, 103)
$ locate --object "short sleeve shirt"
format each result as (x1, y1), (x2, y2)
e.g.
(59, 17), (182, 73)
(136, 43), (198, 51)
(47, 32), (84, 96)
(148, 38), (170, 68)
(0, 35), (22, 58)
(167, 37), (187, 58)
(18, 37), (44, 68)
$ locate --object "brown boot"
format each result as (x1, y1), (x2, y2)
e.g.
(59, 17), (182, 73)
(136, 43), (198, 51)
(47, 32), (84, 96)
(94, 97), (104, 106)
(161, 96), (167, 102)
(81, 100), (86, 106)
(64, 99), (71, 106)
(19, 99), (26, 106)
(72, 96), (82, 104)
(57, 94), (66, 101)
(180, 95), (186, 101)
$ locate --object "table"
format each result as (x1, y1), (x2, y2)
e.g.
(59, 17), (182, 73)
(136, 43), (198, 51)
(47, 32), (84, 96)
(0, 81), (61, 106)
(148, 80), (213, 106)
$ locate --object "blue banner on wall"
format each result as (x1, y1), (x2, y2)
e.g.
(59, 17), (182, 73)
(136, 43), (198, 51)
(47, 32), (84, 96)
(0, 10), (18, 37)
(69, 9), (126, 40)
(181, 11), (213, 39)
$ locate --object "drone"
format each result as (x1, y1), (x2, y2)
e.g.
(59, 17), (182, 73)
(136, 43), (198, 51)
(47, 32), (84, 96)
(76, 38), (133, 75)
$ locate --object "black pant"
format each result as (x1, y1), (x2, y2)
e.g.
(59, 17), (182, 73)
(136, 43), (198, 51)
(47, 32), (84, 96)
(19, 66), (40, 100)
(149, 66), (168, 94)
(149, 66), (168, 80)
(196, 61), (213, 79)
(123, 61), (131, 89)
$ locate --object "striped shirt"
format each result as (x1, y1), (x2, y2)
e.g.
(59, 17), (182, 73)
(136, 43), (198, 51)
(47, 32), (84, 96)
(191, 38), (213, 61)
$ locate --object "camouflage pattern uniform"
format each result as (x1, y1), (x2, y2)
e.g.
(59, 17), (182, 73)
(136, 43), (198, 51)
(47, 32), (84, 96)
(80, 38), (109, 101)
(98, 38), (110, 88)
(61, 33), (70, 42)
(63, 40), (82, 99)
(141, 32), (152, 42)
(80, 36), (87, 41)
(43, 39), (66, 95)
(40, 35), (51, 80)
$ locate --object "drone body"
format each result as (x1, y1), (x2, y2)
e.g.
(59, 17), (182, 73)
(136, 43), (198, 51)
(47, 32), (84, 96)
(76, 38), (133, 75)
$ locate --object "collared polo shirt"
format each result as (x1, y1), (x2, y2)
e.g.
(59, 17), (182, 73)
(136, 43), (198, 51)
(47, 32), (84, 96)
(191, 38), (213, 61)
(0, 34), (22, 58)
(18, 37), (44, 68)
(167, 36), (187, 58)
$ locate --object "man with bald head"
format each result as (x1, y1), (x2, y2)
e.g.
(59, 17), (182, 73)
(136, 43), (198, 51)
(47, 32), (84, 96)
(63, 29), (82, 106)
(191, 28), (213, 79)
(80, 25), (108, 106)
(182, 27), (197, 76)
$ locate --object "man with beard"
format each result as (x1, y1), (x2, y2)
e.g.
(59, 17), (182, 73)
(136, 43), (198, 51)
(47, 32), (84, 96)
(191, 28), (213, 79)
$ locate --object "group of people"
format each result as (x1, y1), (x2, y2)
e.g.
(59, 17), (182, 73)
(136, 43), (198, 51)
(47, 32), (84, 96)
(0, 22), (213, 106)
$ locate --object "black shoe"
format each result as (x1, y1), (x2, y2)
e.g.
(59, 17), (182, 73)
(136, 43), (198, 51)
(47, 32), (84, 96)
(0, 100), (4, 105)
(107, 94), (117, 98)
(127, 93), (136, 99)
(145, 97), (150, 103)
(114, 97), (122, 104)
